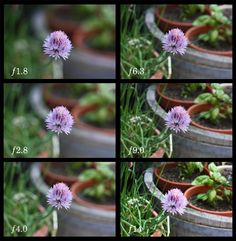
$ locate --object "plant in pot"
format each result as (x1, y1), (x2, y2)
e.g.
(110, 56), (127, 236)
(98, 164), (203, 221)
(186, 4), (232, 56)
(121, 163), (188, 237)
(4, 162), (57, 237)
(156, 83), (210, 111)
(71, 162), (116, 211)
(43, 83), (97, 110)
(155, 162), (208, 192)
(156, 4), (208, 32)
(204, 162), (232, 186)
(121, 84), (192, 158)
(73, 5), (115, 56)
(188, 83), (232, 134)
(72, 83), (116, 134)
(41, 162), (96, 187)
(184, 162), (232, 217)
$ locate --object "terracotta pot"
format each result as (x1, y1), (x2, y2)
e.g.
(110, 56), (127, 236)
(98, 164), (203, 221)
(150, 209), (162, 237)
(154, 162), (209, 192)
(72, 104), (115, 136)
(71, 180), (115, 211)
(185, 26), (232, 57)
(156, 83), (211, 111)
(187, 103), (232, 134)
(156, 5), (210, 33)
(150, 148), (165, 158)
(184, 185), (232, 217)
(41, 162), (79, 187)
(43, 84), (97, 111)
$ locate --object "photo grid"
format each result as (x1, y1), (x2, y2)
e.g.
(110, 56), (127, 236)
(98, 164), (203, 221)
(2, 2), (234, 238)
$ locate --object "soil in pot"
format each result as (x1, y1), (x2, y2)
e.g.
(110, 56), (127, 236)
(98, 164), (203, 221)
(191, 34), (232, 52)
(154, 163), (209, 192)
(189, 194), (232, 212)
(192, 115), (232, 130)
(156, 83), (211, 110)
(160, 6), (204, 24)
(161, 84), (207, 101)
(159, 164), (206, 184)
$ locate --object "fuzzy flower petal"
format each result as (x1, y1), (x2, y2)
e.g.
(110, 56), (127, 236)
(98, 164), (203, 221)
(43, 31), (72, 60)
(45, 106), (74, 135)
(47, 183), (73, 210)
(161, 188), (188, 215)
(162, 28), (188, 55)
(165, 106), (191, 133)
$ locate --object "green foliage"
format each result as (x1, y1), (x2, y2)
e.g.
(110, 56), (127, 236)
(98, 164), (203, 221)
(193, 4), (232, 47)
(180, 4), (205, 20)
(4, 163), (53, 236)
(4, 6), (53, 79)
(121, 5), (169, 79)
(77, 5), (115, 51)
(192, 162), (231, 206)
(120, 163), (169, 237)
(4, 84), (55, 158)
(194, 83), (232, 124)
(78, 163), (115, 201)
(181, 83), (207, 98)
(120, 84), (172, 158)
(178, 162), (203, 180)
(79, 84), (116, 126)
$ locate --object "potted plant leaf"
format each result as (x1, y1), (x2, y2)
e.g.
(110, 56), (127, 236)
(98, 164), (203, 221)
(156, 83), (210, 111)
(156, 4), (209, 32)
(186, 4), (232, 56)
(187, 83), (232, 134)
(72, 83), (116, 135)
(155, 162), (209, 192)
(71, 162), (116, 211)
(184, 162), (232, 217)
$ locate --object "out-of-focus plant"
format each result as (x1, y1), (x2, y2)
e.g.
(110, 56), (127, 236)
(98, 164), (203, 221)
(193, 4), (232, 47)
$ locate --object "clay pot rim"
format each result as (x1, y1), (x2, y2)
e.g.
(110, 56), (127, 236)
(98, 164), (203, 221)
(184, 185), (232, 217)
(71, 104), (115, 136)
(41, 162), (78, 186)
(71, 180), (116, 211)
(156, 5), (194, 27)
(185, 25), (232, 57)
(187, 103), (232, 134)
(154, 162), (209, 186)
(157, 83), (196, 105)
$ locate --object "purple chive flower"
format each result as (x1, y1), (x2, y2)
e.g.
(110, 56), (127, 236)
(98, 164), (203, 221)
(161, 188), (188, 215)
(165, 106), (191, 133)
(162, 28), (188, 55)
(45, 106), (74, 135)
(47, 183), (73, 210)
(43, 31), (72, 60)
